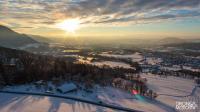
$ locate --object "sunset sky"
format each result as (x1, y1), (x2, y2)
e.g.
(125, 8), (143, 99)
(0, 0), (200, 38)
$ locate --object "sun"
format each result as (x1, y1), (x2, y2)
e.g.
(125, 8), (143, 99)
(57, 19), (80, 33)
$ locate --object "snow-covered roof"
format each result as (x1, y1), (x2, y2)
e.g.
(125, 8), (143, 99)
(57, 83), (77, 93)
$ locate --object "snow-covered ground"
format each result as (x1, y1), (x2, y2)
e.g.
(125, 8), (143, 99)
(96, 86), (168, 112)
(77, 55), (134, 69)
(92, 61), (133, 69)
(141, 73), (200, 112)
(182, 66), (200, 72)
(0, 74), (199, 112)
(160, 66), (181, 71)
(0, 93), (117, 112)
(145, 58), (162, 65)
(160, 65), (200, 72)
(95, 73), (199, 112)
(100, 52), (143, 62)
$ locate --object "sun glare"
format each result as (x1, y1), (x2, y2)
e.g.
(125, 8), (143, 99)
(57, 19), (80, 33)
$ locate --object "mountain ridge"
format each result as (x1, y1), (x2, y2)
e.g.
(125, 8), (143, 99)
(0, 25), (38, 48)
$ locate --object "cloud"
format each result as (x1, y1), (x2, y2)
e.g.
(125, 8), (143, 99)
(0, 0), (200, 28)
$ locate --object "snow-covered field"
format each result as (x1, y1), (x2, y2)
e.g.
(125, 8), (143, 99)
(92, 61), (133, 69)
(141, 73), (200, 112)
(96, 74), (200, 112)
(0, 74), (199, 112)
(100, 52), (143, 62)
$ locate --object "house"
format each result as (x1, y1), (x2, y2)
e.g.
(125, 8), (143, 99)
(57, 83), (77, 94)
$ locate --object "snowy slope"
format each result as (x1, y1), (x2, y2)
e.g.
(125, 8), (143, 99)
(141, 73), (199, 112)
(95, 86), (167, 112)
(0, 93), (118, 112)
(95, 74), (199, 112)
